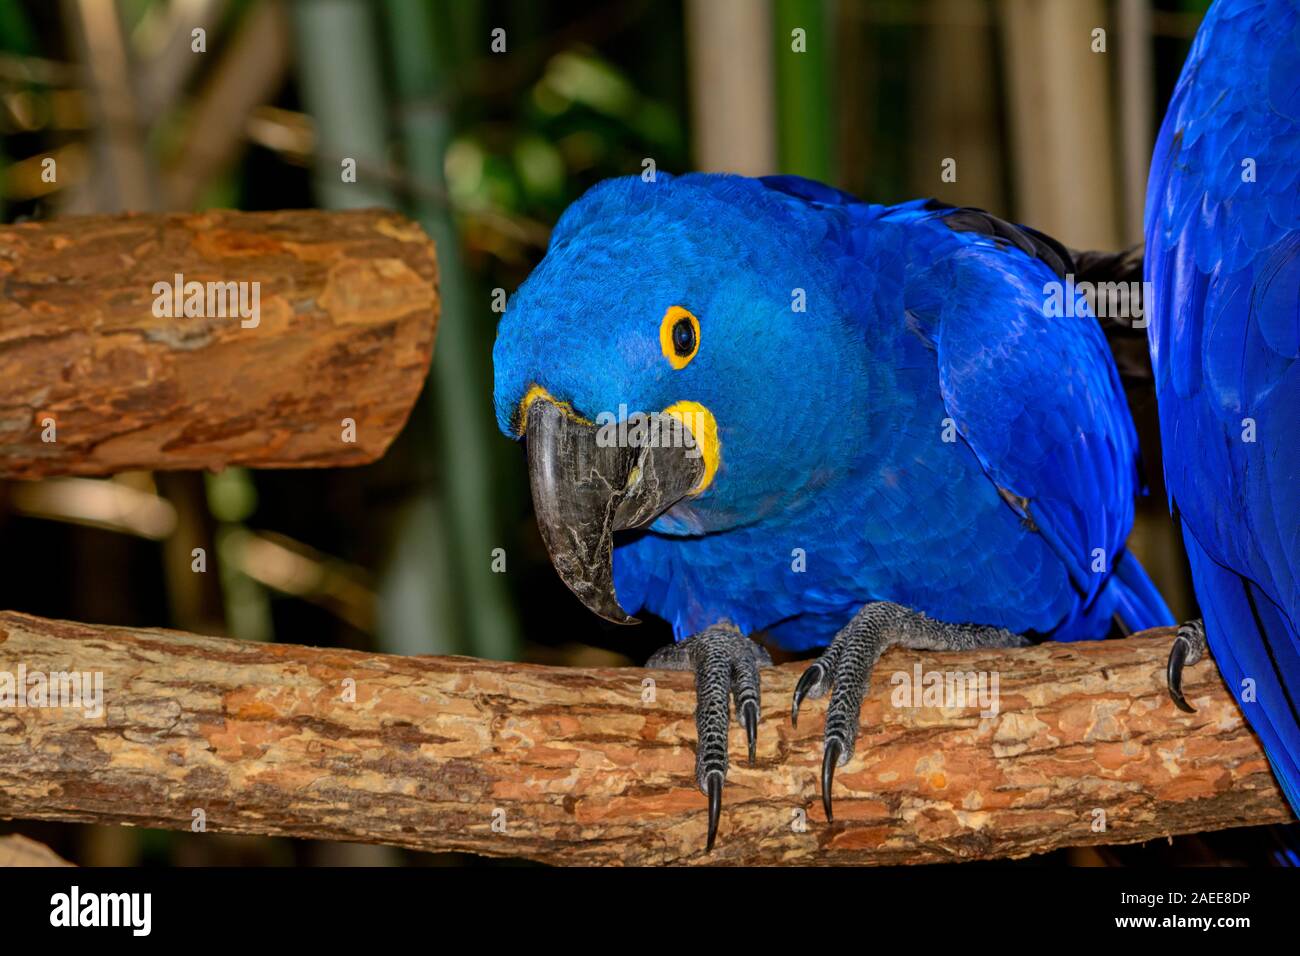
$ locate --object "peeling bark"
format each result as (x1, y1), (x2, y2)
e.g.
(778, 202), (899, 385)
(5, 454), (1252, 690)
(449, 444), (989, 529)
(0, 613), (1290, 865)
(0, 209), (437, 477)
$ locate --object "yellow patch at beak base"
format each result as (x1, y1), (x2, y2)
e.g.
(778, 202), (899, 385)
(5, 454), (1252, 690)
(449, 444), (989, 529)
(663, 400), (719, 493)
(517, 384), (592, 435)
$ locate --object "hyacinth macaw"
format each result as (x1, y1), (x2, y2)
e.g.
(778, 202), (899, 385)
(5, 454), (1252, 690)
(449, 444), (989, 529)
(493, 170), (1174, 849)
(1146, 0), (1300, 816)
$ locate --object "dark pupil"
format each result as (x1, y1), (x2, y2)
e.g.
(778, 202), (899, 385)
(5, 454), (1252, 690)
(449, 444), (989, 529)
(672, 318), (695, 357)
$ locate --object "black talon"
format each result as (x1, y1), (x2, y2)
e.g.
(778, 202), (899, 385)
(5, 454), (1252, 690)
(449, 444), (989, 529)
(792, 665), (821, 728)
(742, 702), (758, 766)
(705, 772), (723, 852)
(821, 740), (841, 822)
(1167, 637), (1195, 713)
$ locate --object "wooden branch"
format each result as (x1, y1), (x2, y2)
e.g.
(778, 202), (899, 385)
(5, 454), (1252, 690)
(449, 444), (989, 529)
(0, 613), (1289, 865)
(0, 209), (437, 478)
(0, 833), (73, 867)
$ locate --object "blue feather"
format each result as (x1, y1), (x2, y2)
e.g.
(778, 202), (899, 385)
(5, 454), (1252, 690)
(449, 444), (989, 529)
(1146, 0), (1300, 814)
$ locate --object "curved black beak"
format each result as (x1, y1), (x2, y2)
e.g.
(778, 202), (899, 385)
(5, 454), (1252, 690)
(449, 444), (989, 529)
(525, 397), (705, 623)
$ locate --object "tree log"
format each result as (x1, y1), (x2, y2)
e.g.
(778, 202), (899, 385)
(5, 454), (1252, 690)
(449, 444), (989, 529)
(0, 833), (73, 867)
(0, 612), (1289, 865)
(0, 209), (437, 478)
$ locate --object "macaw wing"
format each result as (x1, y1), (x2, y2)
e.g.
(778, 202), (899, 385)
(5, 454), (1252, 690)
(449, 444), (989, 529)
(1145, 0), (1300, 807)
(759, 174), (1153, 626)
(1145, 0), (1300, 616)
(904, 236), (1141, 613)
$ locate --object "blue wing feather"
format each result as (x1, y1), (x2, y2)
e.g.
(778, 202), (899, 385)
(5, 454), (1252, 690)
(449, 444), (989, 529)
(757, 175), (1171, 637)
(1146, 0), (1300, 813)
(917, 243), (1135, 604)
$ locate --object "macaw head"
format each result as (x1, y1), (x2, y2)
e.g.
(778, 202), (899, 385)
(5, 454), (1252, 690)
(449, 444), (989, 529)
(493, 172), (864, 622)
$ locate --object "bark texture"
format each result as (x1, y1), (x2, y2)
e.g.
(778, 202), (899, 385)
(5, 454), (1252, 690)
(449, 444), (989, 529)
(0, 209), (436, 477)
(0, 613), (1289, 864)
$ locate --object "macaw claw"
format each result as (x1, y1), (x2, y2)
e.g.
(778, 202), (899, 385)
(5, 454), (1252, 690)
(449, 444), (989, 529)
(647, 624), (772, 853)
(741, 700), (759, 766)
(705, 772), (723, 852)
(791, 663), (824, 729)
(792, 602), (1028, 823)
(791, 615), (871, 825)
(1166, 619), (1207, 713)
(821, 740), (842, 823)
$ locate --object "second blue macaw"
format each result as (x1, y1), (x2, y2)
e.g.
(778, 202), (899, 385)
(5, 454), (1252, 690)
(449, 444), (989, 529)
(1146, 0), (1300, 818)
(494, 171), (1173, 849)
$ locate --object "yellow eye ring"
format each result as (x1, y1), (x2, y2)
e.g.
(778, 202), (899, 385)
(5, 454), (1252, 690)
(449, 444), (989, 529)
(660, 306), (700, 369)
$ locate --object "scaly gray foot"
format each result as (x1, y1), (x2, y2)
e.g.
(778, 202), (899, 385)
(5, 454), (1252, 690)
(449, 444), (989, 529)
(791, 601), (1030, 821)
(647, 623), (772, 851)
(1166, 618), (1208, 713)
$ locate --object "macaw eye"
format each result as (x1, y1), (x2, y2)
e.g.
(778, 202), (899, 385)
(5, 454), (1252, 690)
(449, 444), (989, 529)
(659, 306), (700, 369)
(672, 318), (694, 355)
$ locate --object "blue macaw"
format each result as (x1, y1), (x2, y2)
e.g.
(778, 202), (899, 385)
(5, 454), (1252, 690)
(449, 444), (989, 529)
(1146, 0), (1300, 816)
(494, 171), (1173, 848)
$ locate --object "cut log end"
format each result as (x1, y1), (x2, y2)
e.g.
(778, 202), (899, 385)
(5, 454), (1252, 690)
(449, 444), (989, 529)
(0, 209), (438, 478)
